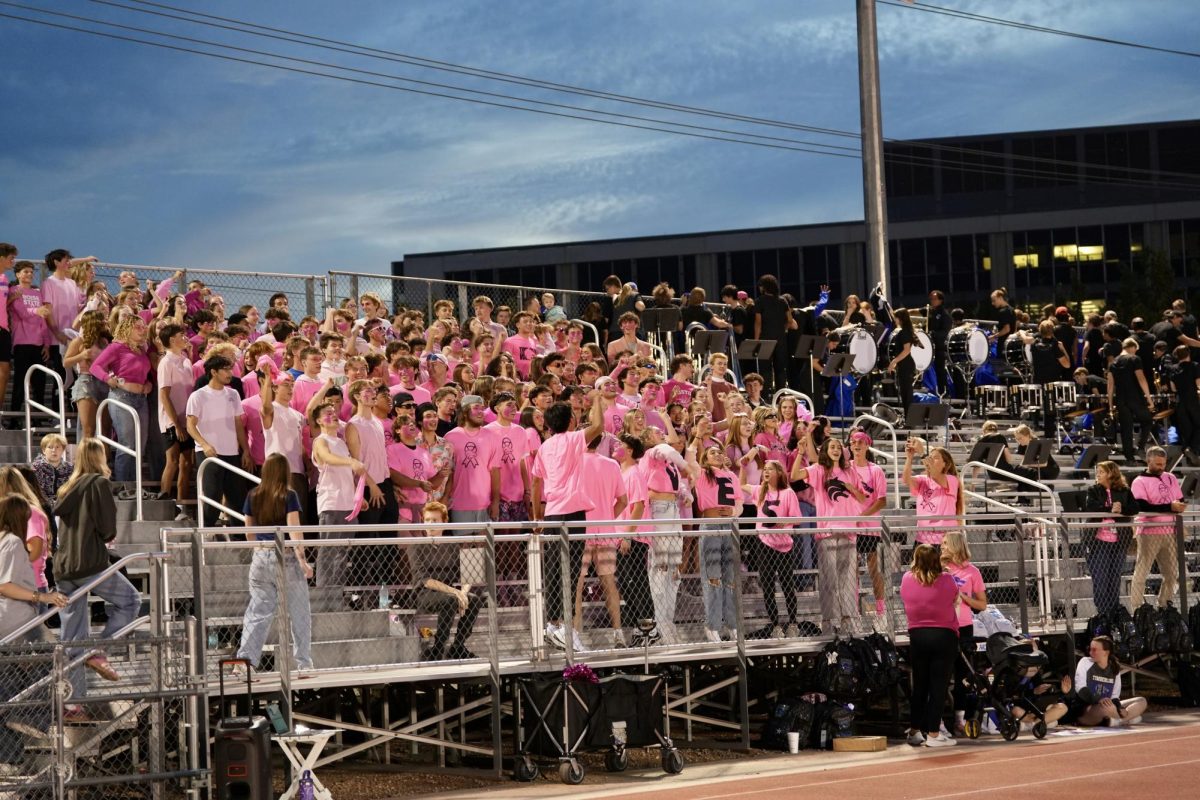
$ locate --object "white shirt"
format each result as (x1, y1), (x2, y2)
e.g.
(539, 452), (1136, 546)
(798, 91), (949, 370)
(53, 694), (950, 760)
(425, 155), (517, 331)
(264, 401), (305, 474)
(186, 385), (244, 456)
(157, 350), (193, 433)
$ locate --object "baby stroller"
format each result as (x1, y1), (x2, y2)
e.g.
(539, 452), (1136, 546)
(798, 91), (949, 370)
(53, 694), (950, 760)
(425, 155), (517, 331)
(960, 632), (1051, 741)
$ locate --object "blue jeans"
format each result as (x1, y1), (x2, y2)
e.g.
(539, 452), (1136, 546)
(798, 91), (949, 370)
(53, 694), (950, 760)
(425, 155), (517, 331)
(56, 571), (141, 700)
(792, 501), (817, 590)
(1086, 539), (1125, 617)
(237, 549), (313, 670)
(108, 387), (149, 483)
(700, 523), (737, 632)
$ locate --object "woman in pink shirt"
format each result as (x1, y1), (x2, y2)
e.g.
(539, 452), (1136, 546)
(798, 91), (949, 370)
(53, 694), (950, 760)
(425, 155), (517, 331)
(751, 460), (800, 638)
(899, 544), (960, 747)
(903, 441), (964, 547)
(940, 532), (988, 737)
(848, 430), (889, 616)
(7, 261), (54, 419)
(614, 433), (656, 644)
(792, 435), (866, 633)
(63, 314), (111, 441)
(694, 444), (743, 642)
(89, 314), (153, 482)
(641, 425), (696, 645)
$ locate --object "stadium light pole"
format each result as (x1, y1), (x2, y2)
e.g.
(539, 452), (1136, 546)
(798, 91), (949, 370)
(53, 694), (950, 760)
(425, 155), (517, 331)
(856, 0), (891, 298)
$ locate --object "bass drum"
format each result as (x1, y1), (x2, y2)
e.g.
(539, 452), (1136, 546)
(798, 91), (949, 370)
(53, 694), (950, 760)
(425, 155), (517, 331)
(833, 326), (878, 376)
(948, 327), (989, 367)
(1004, 337), (1032, 373)
(886, 329), (933, 373)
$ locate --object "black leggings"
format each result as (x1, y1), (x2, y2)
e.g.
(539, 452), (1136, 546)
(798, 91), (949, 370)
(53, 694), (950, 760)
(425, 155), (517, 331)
(617, 540), (654, 625)
(896, 361), (916, 415)
(953, 624), (977, 714)
(542, 511), (587, 623)
(750, 537), (797, 625)
(908, 626), (958, 734)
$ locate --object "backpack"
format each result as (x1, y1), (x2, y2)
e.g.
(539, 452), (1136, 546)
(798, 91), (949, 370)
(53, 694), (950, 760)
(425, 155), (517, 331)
(1190, 604), (1200, 647)
(807, 700), (855, 750)
(1096, 605), (1145, 663)
(1176, 658), (1200, 707)
(759, 697), (816, 752)
(1157, 603), (1193, 655)
(862, 632), (905, 691)
(1134, 603), (1163, 653)
(816, 638), (866, 701)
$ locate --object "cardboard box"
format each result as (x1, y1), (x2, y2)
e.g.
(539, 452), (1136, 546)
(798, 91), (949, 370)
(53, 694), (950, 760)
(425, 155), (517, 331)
(832, 735), (887, 752)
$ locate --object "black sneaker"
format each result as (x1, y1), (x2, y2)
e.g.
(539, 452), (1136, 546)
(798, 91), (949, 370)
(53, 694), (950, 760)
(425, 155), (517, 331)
(420, 647), (445, 662)
(447, 644), (478, 660)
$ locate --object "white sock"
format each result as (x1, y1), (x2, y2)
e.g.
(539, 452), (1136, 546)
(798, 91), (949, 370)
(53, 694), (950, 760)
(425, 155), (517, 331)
(955, 711), (965, 723)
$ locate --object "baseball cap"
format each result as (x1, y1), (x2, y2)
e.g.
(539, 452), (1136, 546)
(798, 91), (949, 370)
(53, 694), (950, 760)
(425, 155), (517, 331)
(459, 394), (485, 410)
(392, 391), (415, 409)
(1055, 306), (1069, 317)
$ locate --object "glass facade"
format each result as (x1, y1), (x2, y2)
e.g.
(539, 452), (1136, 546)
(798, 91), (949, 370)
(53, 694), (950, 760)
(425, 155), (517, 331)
(888, 234), (989, 299)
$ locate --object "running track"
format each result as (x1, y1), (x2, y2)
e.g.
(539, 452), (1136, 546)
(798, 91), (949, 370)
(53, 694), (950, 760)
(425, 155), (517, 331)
(469, 717), (1200, 800)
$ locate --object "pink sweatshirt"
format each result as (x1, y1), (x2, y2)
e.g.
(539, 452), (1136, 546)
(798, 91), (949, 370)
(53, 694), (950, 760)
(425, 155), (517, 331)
(900, 572), (959, 630)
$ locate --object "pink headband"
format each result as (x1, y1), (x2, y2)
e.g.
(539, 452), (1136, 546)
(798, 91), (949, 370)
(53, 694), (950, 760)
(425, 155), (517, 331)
(850, 430), (873, 446)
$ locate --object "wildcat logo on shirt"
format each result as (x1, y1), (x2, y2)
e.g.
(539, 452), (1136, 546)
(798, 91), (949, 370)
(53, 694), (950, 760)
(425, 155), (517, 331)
(825, 477), (852, 503)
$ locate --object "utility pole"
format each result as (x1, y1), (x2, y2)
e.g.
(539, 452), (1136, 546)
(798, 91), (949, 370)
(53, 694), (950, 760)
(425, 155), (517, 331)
(856, 0), (889, 297)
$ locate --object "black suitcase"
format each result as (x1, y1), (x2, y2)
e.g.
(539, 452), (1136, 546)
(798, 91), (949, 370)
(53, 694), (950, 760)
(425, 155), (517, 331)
(213, 658), (272, 800)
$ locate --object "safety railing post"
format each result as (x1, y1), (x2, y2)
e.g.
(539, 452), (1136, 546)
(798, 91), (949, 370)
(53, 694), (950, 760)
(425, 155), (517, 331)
(485, 523), (503, 779)
(1176, 515), (1190, 615)
(95, 396), (144, 521)
(196, 456), (261, 525)
(274, 527), (293, 731)
(729, 518), (751, 751)
(1015, 517), (1031, 634)
(304, 276), (317, 318)
(560, 523), (574, 665)
(24, 364), (67, 461)
(527, 527), (545, 661)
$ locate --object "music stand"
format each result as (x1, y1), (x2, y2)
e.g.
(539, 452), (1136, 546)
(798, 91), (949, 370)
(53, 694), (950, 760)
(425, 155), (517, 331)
(967, 440), (1006, 468)
(907, 403), (949, 430)
(690, 330), (728, 361)
(738, 339), (777, 385)
(795, 335), (827, 400)
(820, 353), (854, 378)
(639, 307), (681, 336)
(1074, 444), (1111, 472)
(1163, 444), (1184, 472)
(1060, 489), (1089, 513)
(1021, 438), (1054, 470)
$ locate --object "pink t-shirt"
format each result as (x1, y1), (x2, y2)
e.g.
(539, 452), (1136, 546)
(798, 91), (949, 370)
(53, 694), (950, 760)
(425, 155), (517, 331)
(9, 286), (52, 347)
(386, 440), (433, 506)
(185, 385), (244, 456)
(240, 395), (267, 467)
(503, 334), (540, 379)
(643, 445), (683, 495)
(484, 421), (527, 503)
(621, 462), (652, 543)
(900, 572), (960, 631)
(849, 462), (888, 533)
(756, 486), (799, 553)
(911, 474), (960, 544)
(694, 468), (740, 513)
(41, 274), (82, 337)
(643, 407), (667, 433)
(444, 426), (498, 512)
(532, 430), (593, 517)
(28, 507), (49, 589)
(264, 402), (305, 474)
(348, 414), (389, 484)
(727, 444), (761, 488)
(1096, 487), (1119, 544)
(804, 463), (861, 538)
(753, 432), (789, 465)
(662, 378), (695, 407)
(314, 432), (357, 513)
(1131, 472), (1183, 536)
(291, 374), (327, 415)
(582, 452), (626, 545)
(601, 402), (627, 436)
(157, 350), (193, 433)
(944, 561), (985, 628)
(388, 382), (431, 406)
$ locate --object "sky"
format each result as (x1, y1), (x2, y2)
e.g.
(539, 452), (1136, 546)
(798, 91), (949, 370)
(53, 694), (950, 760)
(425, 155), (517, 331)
(2, 0), (1198, 277)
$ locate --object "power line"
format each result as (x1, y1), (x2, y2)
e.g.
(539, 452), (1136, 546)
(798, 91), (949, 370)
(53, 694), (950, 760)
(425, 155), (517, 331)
(5, 3), (1199, 191)
(880, 0), (1200, 59)
(89, 0), (1200, 184)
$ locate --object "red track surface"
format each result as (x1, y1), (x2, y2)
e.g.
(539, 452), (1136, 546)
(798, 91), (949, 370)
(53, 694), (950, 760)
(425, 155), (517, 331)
(569, 722), (1200, 800)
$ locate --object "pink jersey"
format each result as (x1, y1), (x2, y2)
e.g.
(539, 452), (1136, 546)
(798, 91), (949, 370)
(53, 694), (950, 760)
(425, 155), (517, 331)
(484, 421), (527, 503)
(754, 432), (789, 465)
(804, 463), (861, 539)
(601, 402), (627, 436)
(643, 445), (683, 495)
(1131, 472), (1183, 535)
(444, 426), (498, 512)
(387, 440), (433, 505)
(662, 378), (695, 407)
(849, 462), (888, 533)
(27, 506), (50, 589)
(240, 395), (267, 467)
(694, 468), (741, 513)
(911, 474), (961, 544)
(755, 486), (798, 553)
(531, 430), (593, 517)
(944, 561), (985, 628)
(503, 334), (540, 379)
(582, 453), (626, 545)
(291, 374), (327, 415)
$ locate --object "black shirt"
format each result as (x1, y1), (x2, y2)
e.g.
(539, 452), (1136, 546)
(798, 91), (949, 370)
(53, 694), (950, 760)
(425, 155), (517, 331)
(728, 305), (749, 344)
(681, 305), (714, 328)
(1079, 374), (1107, 396)
(754, 295), (789, 341)
(1109, 353), (1145, 401)
(1170, 360), (1200, 406)
(927, 305), (953, 343)
(995, 305), (1017, 348)
(1053, 323), (1077, 371)
(1151, 321), (1181, 351)
(1031, 337), (1062, 384)
(1083, 328), (1105, 373)
(890, 327), (915, 370)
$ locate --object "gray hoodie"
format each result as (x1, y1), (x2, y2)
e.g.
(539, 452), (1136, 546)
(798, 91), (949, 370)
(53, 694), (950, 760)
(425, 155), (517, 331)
(54, 473), (117, 582)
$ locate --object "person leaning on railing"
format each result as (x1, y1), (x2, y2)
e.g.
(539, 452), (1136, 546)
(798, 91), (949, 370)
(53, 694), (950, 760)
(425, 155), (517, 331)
(1129, 446), (1185, 609)
(1083, 460), (1137, 617)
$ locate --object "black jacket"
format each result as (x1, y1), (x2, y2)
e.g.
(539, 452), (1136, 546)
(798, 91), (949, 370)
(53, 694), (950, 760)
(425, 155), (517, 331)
(54, 473), (118, 582)
(1082, 482), (1136, 551)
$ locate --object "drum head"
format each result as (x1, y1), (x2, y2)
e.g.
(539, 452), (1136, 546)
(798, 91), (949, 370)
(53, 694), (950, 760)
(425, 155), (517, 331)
(966, 329), (988, 366)
(1005, 338), (1031, 368)
(911, 331), (933, 372)
(848, 329), (876, 375)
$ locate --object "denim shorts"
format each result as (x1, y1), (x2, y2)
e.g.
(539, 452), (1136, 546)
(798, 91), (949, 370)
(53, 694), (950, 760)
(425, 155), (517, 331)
(70, 372), (108, 404)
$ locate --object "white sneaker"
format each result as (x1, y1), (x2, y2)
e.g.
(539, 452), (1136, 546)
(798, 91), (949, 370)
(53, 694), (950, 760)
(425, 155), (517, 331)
(785, 623), (800, 638)
(723, 626), (738, 641)
(570, 629), (587, 653)
(1125, 715), (1142, 726)
(704, 628), (722, 643)
(939, 721), (954, 739)
(906, 729), (926, 746)
(612, 628), (627, 649)
(981, 715), (1001, 736)
(770, 625), (785, 639)
(925, 733), (957, 748)
(544, 623), (566, 650)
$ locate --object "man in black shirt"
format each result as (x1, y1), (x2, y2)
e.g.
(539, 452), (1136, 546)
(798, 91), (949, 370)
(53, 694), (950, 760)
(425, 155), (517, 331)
(1029, 321), (1070, 436)
(1152, 310), (1200, 359)
(1052, 307), (1078, 379)
(1107, 337), (1155, 461)
(988, 290), (1016, 351)
(1082, 315), (1106, 376)
(1168, 345), (1200, 454)
(752, 274), (796, 394)
(927, 290), (953, 397)
(409, 502), (485, 661)
(1130, 318), (1157, 389)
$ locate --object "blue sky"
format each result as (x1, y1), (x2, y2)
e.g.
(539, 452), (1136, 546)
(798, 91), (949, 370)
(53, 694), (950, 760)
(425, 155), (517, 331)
(2, 0), (1198, 277)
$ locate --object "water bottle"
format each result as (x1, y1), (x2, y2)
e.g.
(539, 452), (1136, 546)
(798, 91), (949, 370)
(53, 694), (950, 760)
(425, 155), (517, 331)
(297, 769), (315, 800)
(207, 630), (218, 649)
(378, 584), (390, 609)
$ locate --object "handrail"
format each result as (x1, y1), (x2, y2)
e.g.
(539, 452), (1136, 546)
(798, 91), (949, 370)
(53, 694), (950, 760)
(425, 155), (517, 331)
(964, 460), (1061, 514)
(569, 317), (600, 348)
(24, 364), (67, 461)
(852, 413), (901, 508)
(771, 387), (816, 415)
(196, 456), (262, 523)
(2, 551), (170, 643)
(96, 396), (144, 521)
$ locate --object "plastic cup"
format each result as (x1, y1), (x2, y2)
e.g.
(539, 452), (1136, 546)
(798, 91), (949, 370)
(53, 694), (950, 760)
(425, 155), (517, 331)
(787, 731), (800, 753)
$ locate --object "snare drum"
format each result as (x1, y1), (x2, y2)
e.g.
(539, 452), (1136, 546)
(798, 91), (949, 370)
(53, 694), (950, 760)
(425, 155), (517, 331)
(1004, 337), (1032, 373)
(977, 385), (1009, 414)
(1014, 384), (1044, 412)
(833, 326), (878, 376)
(948, 327), (989, 367)
(1048, 381), (1077, 408)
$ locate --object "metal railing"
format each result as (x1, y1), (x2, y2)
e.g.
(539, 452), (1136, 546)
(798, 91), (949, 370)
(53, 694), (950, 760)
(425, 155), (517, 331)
(23, 363), (67, 462)
(853, 412), (901, 508)
(95, 395), (144, 521)
(196, 455), (262, 523)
